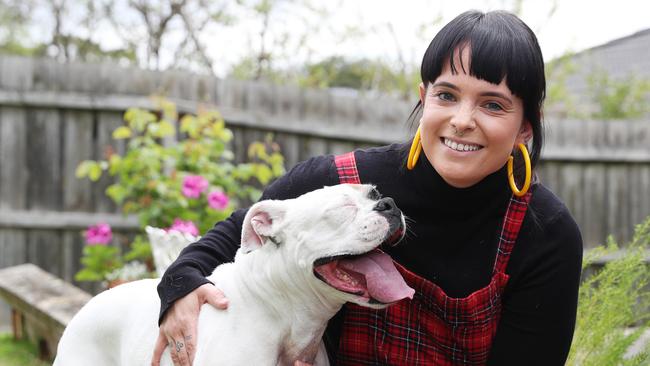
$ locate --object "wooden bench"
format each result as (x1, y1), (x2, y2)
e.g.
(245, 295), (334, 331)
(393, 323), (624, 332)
(0, 263), (91, 361)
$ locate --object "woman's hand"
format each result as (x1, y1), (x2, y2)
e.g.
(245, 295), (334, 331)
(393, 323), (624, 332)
(151, 283), (229, 366)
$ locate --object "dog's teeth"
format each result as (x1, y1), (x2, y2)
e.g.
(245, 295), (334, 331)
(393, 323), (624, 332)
(335, 269), (356, 285)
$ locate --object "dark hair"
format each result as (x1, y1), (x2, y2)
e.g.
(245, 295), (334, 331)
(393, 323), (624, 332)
(408, 10), (546, 178)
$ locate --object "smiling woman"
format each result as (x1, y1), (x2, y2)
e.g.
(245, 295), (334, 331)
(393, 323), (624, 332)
(154, 10), (582, 366)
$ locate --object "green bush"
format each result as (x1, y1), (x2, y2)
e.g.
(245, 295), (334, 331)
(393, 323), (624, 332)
(567, 217), (650, 365)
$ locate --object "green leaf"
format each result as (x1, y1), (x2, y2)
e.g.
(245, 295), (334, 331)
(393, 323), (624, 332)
(248, 142), (265, 159)
(253, 164), (273, 185)
(75, 160), (95, 178)
(220, 128), (233, 142)
(76, 161), (104, 181)
(88, 163), (102, 181)
(180, 115), (199, 138)
(74, 268), (103, 282)
(113, 126), (132, 139)
(158, 120), (175, 137)
(108, 154), (122, 175)
(123, 108), (137, 124)
(106, 185), (128, 204)
(124, 235), (152, 262)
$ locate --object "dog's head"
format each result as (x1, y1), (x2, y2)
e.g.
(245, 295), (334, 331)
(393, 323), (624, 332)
(239, 184), (414, 307)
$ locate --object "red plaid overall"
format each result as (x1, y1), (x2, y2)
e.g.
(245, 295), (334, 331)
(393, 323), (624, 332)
(334, 152), (531, 365)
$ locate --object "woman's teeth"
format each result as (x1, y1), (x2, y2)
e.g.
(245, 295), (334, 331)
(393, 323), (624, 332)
(443, 138), (481, 152)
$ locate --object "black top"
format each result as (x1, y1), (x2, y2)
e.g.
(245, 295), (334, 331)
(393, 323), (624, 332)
(157, 143), (583, 365)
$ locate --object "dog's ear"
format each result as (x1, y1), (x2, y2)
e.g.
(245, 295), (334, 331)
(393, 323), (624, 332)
(241, 200), (287, 253)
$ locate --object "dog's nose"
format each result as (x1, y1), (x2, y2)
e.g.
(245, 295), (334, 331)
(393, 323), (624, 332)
(373, 197), (400, 216)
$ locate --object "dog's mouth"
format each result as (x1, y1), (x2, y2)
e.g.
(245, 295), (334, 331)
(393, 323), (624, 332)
(312, 227), (414, 304)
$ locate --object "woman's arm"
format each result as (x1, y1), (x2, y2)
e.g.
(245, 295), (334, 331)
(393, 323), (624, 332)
(156, 208), (247, 322)
(488, 206), (583, 365)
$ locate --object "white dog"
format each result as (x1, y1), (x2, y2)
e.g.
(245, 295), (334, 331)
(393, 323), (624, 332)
(54, 184), (414, 366)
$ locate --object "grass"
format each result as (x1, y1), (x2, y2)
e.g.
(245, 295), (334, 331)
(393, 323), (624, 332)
(0, 334), (49, 366)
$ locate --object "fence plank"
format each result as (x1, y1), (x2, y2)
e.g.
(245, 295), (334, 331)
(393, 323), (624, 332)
(636, 166), (650, 233)
(274, 84), (301, 121)
(26, 109), (62, 211)
(0, 230), (28, 268)
(301, 137), (328, 159)
(231, 126), (248, 164)
(606, 165), (630, 243)
(0, 107), (28, 210)
(330, 93), (358, 125)
(247, 81), (276, 117)
(27, 230), (63, 278)
(558, 163), (583, 230)
(0, 56), (33, 90)
(627, 166), (646, 236)
(537, 162), (561, 196)
(582, 164), (608, 247)
(62, 111), (94, 212)
(221, 79), (247, 111)
(0, 228), (28, 331)
(61, 231), (80, 283)
(328, 140), (355, 155)
(302, 88), (330, 123)
(94, 112), (126, 213)
(276, 133), (301, 169)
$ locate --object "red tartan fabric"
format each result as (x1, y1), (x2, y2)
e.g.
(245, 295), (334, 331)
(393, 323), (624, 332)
(334, 152), (361, 184)
(334, 151), (531, 365)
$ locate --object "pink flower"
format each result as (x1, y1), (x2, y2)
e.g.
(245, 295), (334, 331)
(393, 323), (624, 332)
(168, 219), (199, 236)
(182, 175), (208, 199)
(85, 223), (112, 245)
(207, 190), (229, 210)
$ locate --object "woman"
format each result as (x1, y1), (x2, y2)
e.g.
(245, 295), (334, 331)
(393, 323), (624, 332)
(152, 10), (583, 365)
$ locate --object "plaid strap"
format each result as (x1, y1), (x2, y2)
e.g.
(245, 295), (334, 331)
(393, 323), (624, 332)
(334, 152), (361, 184)
(492, 192), (532, 274)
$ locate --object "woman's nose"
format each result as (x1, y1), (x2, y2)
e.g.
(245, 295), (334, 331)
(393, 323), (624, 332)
(449, 103), (476, 133)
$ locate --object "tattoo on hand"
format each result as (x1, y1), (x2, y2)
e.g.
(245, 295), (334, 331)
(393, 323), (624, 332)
(175, 340), (184, 352)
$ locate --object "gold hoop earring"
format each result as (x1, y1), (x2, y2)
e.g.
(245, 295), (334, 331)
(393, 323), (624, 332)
(507, 143), (532, 197)
(407, 127), (422, 170)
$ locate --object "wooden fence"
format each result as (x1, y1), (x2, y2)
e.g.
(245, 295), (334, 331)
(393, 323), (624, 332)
(0, 54), (649, 300)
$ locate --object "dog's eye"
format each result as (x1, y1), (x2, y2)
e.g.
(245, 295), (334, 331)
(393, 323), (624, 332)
(367, 188), (381, 200)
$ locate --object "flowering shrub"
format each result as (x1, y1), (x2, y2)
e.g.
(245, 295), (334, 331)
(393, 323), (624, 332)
(168, 218), (199, 237)
(85, 223), (112, 245)
(75, 223), (122, 282)
(207, 190), (229, 210)
(74, 99), (285, 283)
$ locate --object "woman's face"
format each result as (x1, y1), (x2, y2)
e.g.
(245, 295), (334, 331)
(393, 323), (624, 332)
(418, 48), (531, 188)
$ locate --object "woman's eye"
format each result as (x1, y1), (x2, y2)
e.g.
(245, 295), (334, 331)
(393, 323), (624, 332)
(436, 92), (455, 102)
(484, 102), (504, 111)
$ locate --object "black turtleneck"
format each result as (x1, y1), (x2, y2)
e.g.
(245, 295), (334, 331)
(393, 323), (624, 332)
(157, 143), (583, 365)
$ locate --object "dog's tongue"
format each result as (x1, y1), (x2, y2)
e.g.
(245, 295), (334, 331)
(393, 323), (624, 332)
(338, 250), (414, 303)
